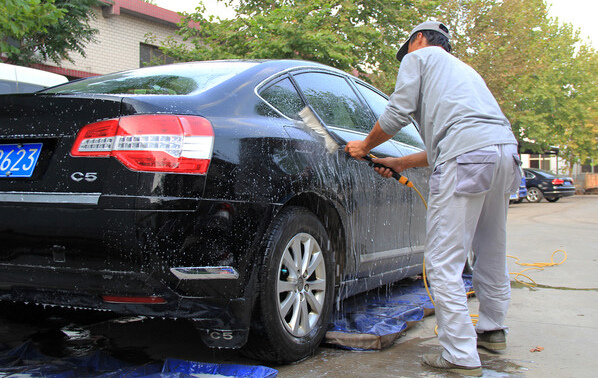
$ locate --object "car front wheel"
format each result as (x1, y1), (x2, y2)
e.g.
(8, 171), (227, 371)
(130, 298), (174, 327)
(526, 187), (543, 203)
(242, 206), (335, 363)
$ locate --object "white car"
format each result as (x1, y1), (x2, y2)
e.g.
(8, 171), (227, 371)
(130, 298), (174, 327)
(0, 63), (68, 94)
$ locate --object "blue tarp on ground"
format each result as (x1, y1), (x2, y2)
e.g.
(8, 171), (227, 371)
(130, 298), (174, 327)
(325, 276), (473, 350)
(0, 340), (278, 378)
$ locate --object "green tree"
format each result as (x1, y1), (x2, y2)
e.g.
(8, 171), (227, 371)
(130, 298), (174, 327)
(158, 0), (598, 170)
(0, 0), (101, 66)
(160, 0), (440, 93)
(440, 0), (598, 171)
(552, 44), (598, 171)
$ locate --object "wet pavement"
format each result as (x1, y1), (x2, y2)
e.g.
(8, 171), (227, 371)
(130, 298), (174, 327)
(1, 195), (597, 377)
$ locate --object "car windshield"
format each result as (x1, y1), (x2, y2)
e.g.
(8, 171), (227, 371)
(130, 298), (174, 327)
(43, 62), (258, 95)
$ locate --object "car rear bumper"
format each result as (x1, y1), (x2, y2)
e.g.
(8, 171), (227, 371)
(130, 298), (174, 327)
(0, 196), (272, 285)
(542, 187), (575, 198)
(0, 262), (254, 348)
(0, 196), (278, 348)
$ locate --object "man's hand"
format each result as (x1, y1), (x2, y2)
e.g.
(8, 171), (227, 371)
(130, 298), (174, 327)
(344, 121), (394, 160)
(344, 140), (369, 160)
(372, 157), (408, 178)
(372, 151), (429, 179)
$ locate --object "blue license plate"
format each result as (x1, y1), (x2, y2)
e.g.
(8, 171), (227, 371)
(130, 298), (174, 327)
(0, 143), (43, 178)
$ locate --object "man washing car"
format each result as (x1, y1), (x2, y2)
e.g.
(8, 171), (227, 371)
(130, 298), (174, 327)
(345, 21), (520, 376)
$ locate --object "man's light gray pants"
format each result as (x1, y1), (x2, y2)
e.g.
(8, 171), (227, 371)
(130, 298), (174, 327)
(425, 143), (521, 367)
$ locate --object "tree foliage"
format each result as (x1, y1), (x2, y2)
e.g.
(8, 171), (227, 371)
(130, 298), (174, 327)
(160, 0), (440, 93)
(160, 0), (597, 169)
(0, 0), (100, 66)
(439, 0), (598, 170)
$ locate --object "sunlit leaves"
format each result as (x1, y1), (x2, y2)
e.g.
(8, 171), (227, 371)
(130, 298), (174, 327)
(0, 0), (100, 66)
(160, 0), (440, 93)
(159, 0), (598, 169)
(440, 0), (598, 169)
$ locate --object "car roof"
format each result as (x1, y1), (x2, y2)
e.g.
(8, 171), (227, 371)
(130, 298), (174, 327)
(40, 59), (359, 98)
(0, 62), (68, 87)
(96, 59), (341, 77)
(524, 168), (557, 177)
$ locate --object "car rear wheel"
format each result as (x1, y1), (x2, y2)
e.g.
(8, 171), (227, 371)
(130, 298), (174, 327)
(242, 206), (335, 363)
(546, 197), (560, 202)
(526, 187), (543, 203)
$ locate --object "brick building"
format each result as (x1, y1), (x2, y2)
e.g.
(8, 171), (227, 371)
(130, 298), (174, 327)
(36, 0), (191, 79)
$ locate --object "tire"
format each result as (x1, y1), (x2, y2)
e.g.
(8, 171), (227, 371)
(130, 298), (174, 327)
(546, 197), (560, 202)
(526, 187), (543, 203)
(242, 206), (335, 363)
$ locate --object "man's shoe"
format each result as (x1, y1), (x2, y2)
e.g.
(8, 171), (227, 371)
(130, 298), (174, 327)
(477, 329), (507, 351)
(421, 354), (482, 377)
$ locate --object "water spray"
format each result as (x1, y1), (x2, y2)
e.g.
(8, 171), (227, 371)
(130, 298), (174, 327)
(298, 105), (426, 205)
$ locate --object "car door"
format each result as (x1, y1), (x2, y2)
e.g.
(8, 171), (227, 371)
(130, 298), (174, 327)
(353, 81), (429, 268)
(290, 71), (418, 281)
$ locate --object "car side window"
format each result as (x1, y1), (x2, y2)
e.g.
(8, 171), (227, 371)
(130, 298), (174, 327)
(356, 82), (425, 150)
(292, 72), (372, 132)
(258, 77), (305, 120)
(0, 80), (17, 94)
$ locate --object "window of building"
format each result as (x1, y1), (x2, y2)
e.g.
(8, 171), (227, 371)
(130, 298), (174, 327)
(139, 43), (175, 67)
(528, 153), (554, 170)
(581, 161), (598, 173)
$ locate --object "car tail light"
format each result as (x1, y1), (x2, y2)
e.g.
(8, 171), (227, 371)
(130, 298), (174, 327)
(552, 179), (564, 185)
(71, 115), (214, 174)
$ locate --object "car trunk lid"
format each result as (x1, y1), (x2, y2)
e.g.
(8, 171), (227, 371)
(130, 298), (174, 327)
(0, 94), (125, 195)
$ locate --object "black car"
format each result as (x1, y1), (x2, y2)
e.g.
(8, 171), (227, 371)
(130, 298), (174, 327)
(523, 168), (575, 202)
(0, 60), (429, 363)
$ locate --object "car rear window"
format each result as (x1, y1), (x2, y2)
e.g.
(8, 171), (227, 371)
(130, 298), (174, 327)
(259, 77), (305, 120)
(43, 62), (258, 95)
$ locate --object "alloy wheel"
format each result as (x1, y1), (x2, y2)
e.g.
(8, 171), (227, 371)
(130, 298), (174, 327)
(527, 187), (542, 203)
(277, 232), (327, 337)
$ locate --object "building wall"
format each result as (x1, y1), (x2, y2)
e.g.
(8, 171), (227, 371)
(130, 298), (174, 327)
(40, 1), (191, 78)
